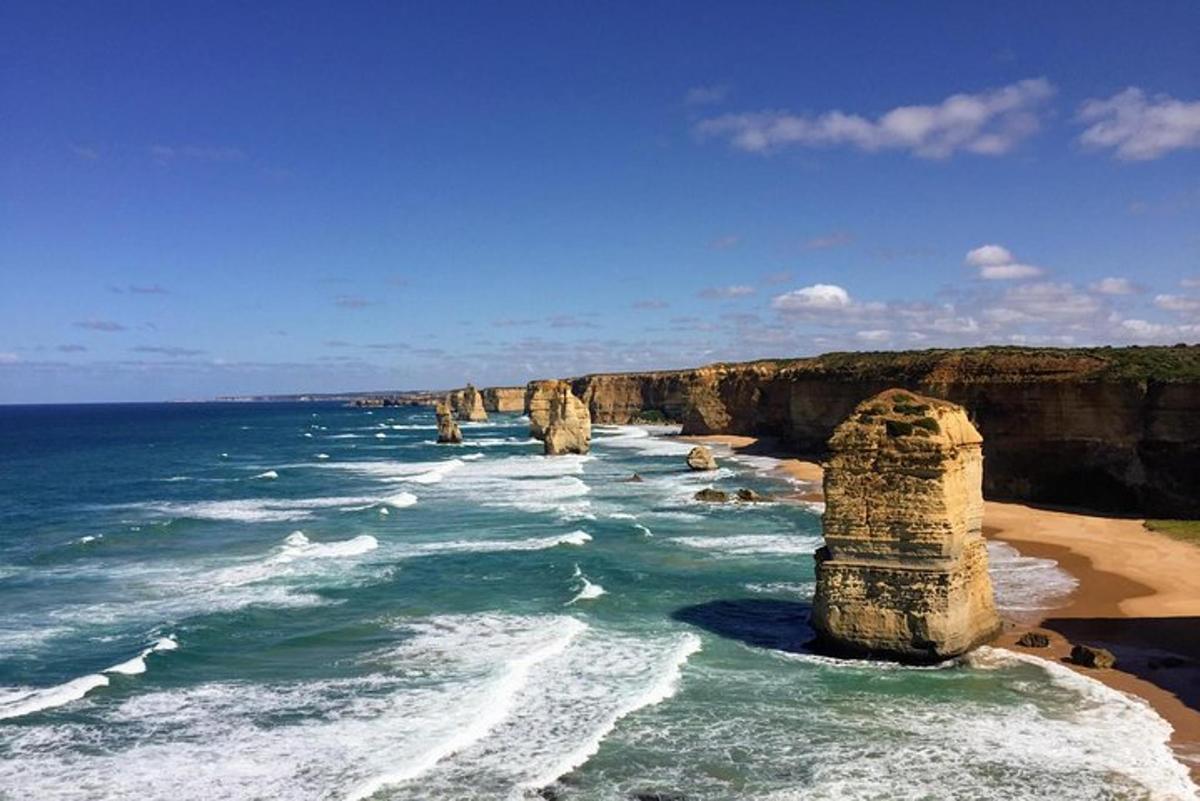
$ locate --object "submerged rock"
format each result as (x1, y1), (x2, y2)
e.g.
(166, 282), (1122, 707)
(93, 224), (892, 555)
(811, 388), (1001, 662)
(527, 380), (591, 455)
(694, 488), (728, 503)
(623, 473), (645, 483)
(735, 488), (767, 503)
(1070, 644), (1116, 669)
(435, 400), (463, 444)
(1017, 631), (1051, 648)
(686, 445), (718, 471)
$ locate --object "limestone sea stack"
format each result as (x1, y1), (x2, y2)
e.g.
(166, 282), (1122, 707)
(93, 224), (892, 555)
(686, 445), (717, 471)
(526, 379), (591, 455)
(811, 388), (1001, 662)
(435, 400), (463, 444)
(453, 384), (488, 422)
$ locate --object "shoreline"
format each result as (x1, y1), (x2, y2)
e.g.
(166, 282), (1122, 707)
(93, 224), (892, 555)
(682, 433), (1200, 780)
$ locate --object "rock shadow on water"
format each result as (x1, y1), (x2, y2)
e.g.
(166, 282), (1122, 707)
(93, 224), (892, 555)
(671, 598), (814, 653)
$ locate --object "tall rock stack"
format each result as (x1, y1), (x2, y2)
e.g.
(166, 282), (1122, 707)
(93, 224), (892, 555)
(452, 384), (488, 422)
(526, 380), (591, 455)
(435, 400), (463, 444)
(812, 388), (1001, 662)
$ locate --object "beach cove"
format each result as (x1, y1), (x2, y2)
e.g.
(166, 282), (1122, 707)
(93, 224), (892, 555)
(687, 433), (1200, 783)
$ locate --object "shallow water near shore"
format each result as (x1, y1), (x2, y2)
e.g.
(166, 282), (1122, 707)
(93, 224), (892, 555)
(0, 402), (1194, 800)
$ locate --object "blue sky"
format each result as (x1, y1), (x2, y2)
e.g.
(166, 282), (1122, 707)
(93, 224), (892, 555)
(2, 1), (1199, 402)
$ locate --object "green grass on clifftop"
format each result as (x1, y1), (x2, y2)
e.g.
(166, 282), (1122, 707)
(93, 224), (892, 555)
(770, 345), (1200, 383)
(1144, 519), (1200, 547)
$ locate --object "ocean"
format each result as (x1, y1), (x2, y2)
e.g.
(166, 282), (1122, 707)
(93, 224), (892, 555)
(0, 402), (1194, 800)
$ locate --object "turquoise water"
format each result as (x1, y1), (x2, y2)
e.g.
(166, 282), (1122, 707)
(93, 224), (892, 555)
(0, 402), (1194, 800)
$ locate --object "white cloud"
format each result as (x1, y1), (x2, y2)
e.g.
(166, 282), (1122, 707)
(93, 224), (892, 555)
(978, 263), (1043, 280)
(74, 319), (127, 332)
(151, 144), (247, 164)
(1154, 294), (1200, 313)
(1182, 277), (1200, 289)
(1090, 277), (1139, 295)
(698, 285), (755, 300)
(334, 295), (374, 310)
(685, 84), (730, 106)
(1078, 88), (1200, 161)
(964, 244), (1044, 280)
(697, 78), (1054, 159)
(993, 282), (1102, 319)
(0, 352), (19, 364)
(804, 231), (854, 251)
(965, 244), (1014, 267)
(771, 283), (852, 312)
(855, 329), (891, 342)
(1120, 318), (1173, 339)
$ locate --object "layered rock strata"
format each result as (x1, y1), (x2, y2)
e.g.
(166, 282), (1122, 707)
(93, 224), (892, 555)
(812, 389), (1001, 662)
(548, 346), (1200, 517)
(480, 386), (525, 413)
(435, 401), (462, 444)
(526, 380), (591, 455)
(451, 384), (488, 422)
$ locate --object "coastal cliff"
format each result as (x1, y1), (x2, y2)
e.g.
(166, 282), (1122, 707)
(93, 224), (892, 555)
(481, 386), (525, 413)
(552, 346), (1200, 517)
(812, 389), (1001, 661)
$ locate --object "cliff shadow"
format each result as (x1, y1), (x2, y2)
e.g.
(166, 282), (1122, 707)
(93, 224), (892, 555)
(671, 598), (814, 653)
(1040, 615), (1200, 713)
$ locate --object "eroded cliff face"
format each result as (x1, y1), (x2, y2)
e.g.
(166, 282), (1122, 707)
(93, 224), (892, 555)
(526, 379), (590, 455)
(480, 386), (525, 413)
(434, 401), (462, 444)
(551, 348), (1200, 517)
(812, 389), (1001, 661)
(450, 385), (488, 422)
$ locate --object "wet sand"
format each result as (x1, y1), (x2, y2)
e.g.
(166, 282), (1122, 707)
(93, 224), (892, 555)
(683, 433), (1200, 778)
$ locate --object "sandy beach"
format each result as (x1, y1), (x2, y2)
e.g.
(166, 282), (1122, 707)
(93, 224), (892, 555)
(684, 433), (1200, 778)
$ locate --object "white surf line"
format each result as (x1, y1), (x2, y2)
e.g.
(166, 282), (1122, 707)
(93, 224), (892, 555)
(987, 647), (1199, 797)
(345, 619), (587, 801)
(517, 632), (702, 794)
(0, 635), (179, 721)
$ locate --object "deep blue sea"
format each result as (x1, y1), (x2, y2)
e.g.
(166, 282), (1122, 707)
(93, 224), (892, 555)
(0, 402), (1194, 800)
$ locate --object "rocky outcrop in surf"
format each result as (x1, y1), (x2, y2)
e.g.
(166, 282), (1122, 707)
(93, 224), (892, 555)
(555, 346), (1200, 518)
(686, 446), (717, 471)
(526, 380), (591, 455)
(812, 389), (1002, 662)
(481, 386), (525, 413)
(435, 401), (463, 444)
(451, 384), (488, 422)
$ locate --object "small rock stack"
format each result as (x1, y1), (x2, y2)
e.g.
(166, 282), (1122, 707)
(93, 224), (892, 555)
(686, 446), (718, 471)
(812, 388), (1001, 661)
(435, 400), (463, 444)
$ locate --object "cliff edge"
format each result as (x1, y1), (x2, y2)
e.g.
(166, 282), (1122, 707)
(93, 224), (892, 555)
(552, 346), (1200, 517)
